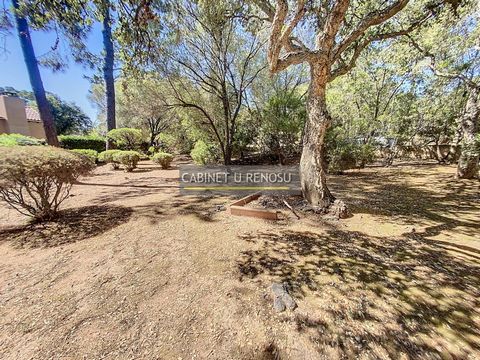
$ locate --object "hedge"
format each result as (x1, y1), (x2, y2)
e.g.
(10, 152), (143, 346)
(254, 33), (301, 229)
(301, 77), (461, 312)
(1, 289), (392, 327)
(59, 135), (106, 152)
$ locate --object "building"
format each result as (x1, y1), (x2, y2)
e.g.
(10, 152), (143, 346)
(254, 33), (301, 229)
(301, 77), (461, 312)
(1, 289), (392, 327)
(0, 94), (46, 139)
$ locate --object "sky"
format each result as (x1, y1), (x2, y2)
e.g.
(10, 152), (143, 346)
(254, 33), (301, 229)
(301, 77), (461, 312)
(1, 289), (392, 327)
(0, 22), (104, 123)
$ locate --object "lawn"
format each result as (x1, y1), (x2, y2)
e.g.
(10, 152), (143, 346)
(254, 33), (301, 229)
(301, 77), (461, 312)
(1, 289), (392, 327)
(0, 160), (479, 359)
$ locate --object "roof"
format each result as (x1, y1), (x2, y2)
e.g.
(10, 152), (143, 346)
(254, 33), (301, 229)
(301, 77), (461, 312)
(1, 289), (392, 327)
(25, 106), (42, 122)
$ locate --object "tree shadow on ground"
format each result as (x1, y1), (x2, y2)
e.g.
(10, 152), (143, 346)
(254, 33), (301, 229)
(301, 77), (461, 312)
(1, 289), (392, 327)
(237, 229), (480, 358)
(329, 168), (479, 237)
(0, 205), (133, 248)
(132, 194), (230, 223)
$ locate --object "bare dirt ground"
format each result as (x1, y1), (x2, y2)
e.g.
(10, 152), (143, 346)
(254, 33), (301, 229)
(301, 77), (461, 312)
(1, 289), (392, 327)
(0, 160), (479, 359)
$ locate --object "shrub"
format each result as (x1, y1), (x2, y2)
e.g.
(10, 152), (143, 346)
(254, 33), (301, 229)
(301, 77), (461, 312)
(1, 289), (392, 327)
(0, 133), (45, 146)
(0, 146), (94, 221)
(327, 142), (376, 174)
(107, 128), (143, 150)
(70, 149), (98, 164)
(58, 134), (106, 152)
(157, 133), (177, 152)
(356, 144), (376, 168)
(190, 140), (216, 165)
(152, 152), (174, 169)
(98, 150), (121, 169)
(112, 150), (141, 172)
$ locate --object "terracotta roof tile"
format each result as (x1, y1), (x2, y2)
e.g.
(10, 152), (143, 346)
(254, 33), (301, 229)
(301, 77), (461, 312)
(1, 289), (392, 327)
(25, 106), (42, 122)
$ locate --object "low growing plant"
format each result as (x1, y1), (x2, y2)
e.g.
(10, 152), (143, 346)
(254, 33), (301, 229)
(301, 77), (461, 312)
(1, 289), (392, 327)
(98, 150), (121, 169)
(152, 152), (174, 169)
(0, 133), (45, 146)
(71, 149), (98, 164)
(0, 146), (94, 221)
(112, 150), (141, 172)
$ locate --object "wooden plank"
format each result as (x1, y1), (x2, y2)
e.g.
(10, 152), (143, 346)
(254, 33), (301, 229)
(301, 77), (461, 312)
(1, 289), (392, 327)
(230, 192), (262, 207)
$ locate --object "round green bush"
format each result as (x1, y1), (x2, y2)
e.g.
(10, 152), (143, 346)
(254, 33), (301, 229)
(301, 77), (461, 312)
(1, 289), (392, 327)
(152, 152), (174, 169)
(0, 146), (94, 221)
(70, 149), (98, 164)
(112, 150), (141, 172)
(98, 150), (121, 169)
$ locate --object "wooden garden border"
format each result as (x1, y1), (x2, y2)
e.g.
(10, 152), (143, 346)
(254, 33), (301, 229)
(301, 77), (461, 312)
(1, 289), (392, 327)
(229, 192), (282, 220)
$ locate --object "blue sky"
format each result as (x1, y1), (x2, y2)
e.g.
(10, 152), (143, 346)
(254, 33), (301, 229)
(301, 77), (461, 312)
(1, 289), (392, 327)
(0, 23), (104, 122)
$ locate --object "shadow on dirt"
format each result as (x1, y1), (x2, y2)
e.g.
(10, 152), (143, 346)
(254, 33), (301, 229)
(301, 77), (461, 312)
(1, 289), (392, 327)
(0, 205), (133, 248)
(237, 229), (480, 358)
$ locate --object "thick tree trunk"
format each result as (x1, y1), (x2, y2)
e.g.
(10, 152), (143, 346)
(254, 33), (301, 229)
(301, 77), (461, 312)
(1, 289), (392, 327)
(457, 85), (479, 179)
(300, 65), (335, 208)
(13, 0), (58, 146)
(102, 0), (115, 148)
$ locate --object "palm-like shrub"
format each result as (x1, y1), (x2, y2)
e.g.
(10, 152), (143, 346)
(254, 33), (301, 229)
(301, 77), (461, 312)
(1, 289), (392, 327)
(152, 152), (174, 169)
(112, 151), (141, 172)
(0, 146), (94, 221)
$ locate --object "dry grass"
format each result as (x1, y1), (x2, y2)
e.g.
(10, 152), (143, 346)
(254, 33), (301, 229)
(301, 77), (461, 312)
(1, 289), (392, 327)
(0, 160), (478, 359)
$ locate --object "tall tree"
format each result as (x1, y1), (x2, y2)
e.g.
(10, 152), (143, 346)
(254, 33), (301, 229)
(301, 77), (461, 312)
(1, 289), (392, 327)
(117, 76), (174, 146)
(98, 0), (116, 134)
(162, 2), (264, 165)
(12, 0), (58, 146)
(254, 0), (460, 209)
(408, 5), (479, 178)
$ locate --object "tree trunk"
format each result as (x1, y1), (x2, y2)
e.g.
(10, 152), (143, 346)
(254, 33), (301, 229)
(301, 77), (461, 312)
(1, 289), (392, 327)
(13, 0), (58, 146)
(300, 65), (335, 208)
(457, 85), (479, 179)
(224, 144), (232, 165)
(102, 0), (115, 148)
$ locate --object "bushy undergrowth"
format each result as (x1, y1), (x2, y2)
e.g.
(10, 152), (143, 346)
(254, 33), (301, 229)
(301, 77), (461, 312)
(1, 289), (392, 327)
(70, 149), (98, 164)
(112, 150), (141, 172)
(59, 134), (106, 152)
(98, 150), (121, 169)
(328, 142), (376, 174)
(152, 152), (173, 169)
(0, 133), (45, 146)
(0, 146), (94, 221)
(190, 140), (217, 165)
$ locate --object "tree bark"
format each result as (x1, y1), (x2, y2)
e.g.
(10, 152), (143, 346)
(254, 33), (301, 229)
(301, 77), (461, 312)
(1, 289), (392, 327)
(300, 64), (335, 208)
(102, 0), (116, 146)
(13, 0), (58, 146)
(457, 85), (479, 179)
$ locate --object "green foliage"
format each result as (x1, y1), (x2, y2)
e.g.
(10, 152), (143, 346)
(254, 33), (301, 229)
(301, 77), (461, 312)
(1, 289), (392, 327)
(59, 134), (106, 152)
(98, 150), (121, 169)
(326, 128), (376, 174)
(190, 140), (216, 165)
(112, 150), (141, 172)
(152, 152), (174, 169)
(257, 90), (306, 163)
(70, 149), (98, 164)
(0, 146), (94, 221)
(0, 133), (45, 147)
(107, 128), (143, 150)
(157, 133), (177, 152)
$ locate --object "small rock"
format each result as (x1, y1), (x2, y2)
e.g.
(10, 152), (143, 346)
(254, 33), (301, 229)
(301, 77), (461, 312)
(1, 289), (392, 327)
(273, 297), (286, 312)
